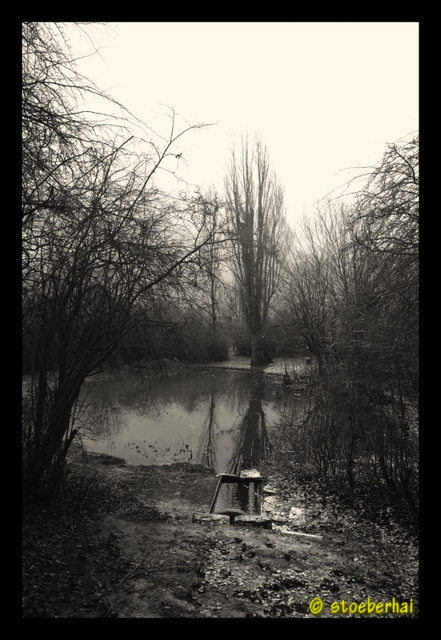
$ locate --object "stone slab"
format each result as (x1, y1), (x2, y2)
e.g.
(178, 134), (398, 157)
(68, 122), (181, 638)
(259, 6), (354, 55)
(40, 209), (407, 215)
(192, 512), (272, 529)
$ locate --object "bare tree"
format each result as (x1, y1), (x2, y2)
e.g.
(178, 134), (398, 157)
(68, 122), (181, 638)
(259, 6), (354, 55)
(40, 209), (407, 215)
(224, 135), (289, 365)
(278, 134), (419, 512)
(21, 22), (223, 504)
(351, 132), (419, 320)
(202, 187), (223, 333)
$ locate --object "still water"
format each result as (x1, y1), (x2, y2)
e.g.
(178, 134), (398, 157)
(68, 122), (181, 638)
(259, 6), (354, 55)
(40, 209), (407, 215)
(79, 368), (292, 477)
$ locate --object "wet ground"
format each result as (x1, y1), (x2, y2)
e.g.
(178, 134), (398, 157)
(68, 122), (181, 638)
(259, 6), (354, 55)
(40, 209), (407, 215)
(22, 451), (419, 619)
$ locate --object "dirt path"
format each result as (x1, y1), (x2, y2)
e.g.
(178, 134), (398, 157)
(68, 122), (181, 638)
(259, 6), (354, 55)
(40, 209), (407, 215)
(22, 453), (419, 618)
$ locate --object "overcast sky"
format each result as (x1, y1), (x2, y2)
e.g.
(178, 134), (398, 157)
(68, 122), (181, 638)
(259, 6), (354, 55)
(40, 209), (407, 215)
(68, 22), (419, 229)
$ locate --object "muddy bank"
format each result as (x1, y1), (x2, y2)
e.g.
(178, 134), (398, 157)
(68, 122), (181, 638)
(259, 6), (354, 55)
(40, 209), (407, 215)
(22, 451), (419, 619)
(83, 354), (310, 383)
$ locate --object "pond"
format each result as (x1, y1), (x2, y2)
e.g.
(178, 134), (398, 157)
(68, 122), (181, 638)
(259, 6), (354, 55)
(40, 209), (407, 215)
(78, 367), (302, 477)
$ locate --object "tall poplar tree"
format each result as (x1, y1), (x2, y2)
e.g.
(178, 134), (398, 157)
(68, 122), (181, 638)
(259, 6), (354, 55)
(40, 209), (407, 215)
(225, 135), (288, 366)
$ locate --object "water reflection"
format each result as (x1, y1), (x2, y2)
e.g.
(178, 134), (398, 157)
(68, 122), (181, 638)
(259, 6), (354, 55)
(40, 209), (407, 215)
(198, 370), (270, 518)
(226, 371), (272, 475)
(79, 368), (281, 475)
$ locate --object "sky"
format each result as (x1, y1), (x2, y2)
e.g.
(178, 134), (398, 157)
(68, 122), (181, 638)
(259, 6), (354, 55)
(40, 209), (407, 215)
(67, 21), (419, 229)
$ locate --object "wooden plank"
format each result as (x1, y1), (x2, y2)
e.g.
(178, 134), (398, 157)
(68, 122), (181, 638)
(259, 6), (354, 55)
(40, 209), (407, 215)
(209, 476), (223, 513)
(215, 473), (242, 484)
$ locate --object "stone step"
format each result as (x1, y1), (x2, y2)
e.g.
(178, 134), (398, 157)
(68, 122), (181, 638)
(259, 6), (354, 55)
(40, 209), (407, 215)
(192, 511), (272, 529)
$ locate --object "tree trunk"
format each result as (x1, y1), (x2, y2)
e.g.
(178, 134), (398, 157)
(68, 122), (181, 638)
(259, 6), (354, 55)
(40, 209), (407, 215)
(23, 373), (82, 505)
(250, 331), (272, 366)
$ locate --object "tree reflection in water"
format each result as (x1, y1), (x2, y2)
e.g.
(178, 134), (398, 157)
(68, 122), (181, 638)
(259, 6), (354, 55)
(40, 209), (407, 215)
(77, 386), (126, 443)
(207, 370), (272, 518)
(197, 391), (219, 471)
(226, 370), (273, 475)
(80, 368), (277, 474)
